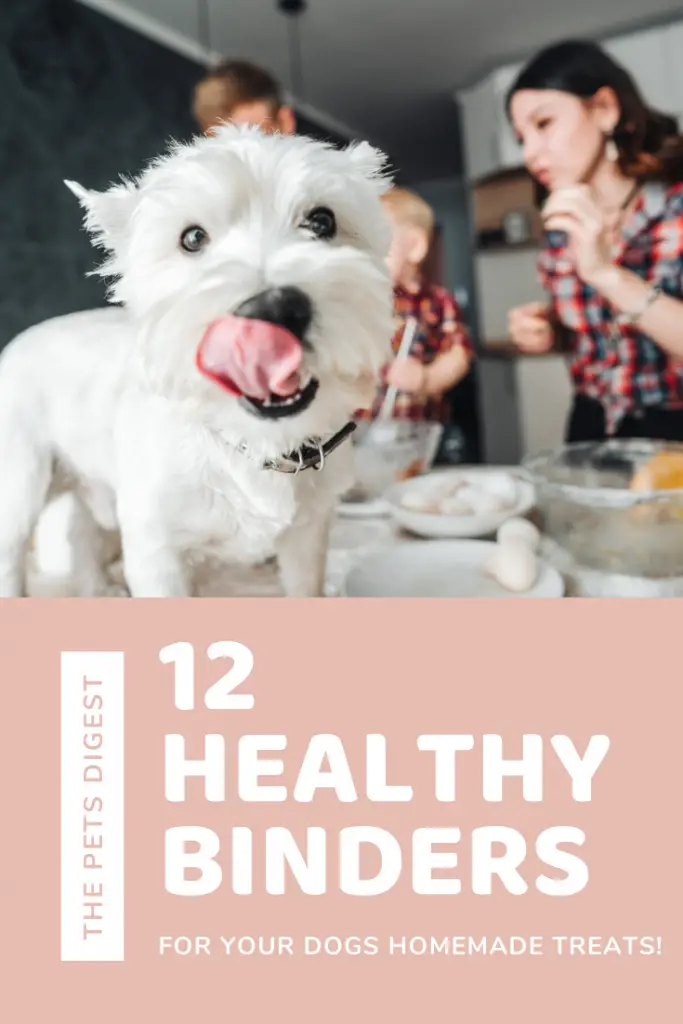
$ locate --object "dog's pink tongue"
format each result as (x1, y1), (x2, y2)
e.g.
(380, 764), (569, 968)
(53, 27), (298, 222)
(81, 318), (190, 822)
(197, 316), (303, 399)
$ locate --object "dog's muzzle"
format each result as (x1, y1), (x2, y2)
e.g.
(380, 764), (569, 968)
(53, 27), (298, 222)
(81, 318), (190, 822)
(196, 286), (320, 421)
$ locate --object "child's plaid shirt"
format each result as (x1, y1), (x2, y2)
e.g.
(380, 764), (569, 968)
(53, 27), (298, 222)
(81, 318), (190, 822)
(357, 279), (473, 423)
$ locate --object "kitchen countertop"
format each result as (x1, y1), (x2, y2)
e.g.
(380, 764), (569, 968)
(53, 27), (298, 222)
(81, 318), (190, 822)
(325, 510), (683, 599)
(197, 464), (530, 598)
(197, 511), (414, 598)
(26, 511), (403, 599)
(199, 500), (683, 599)
(27, 468), (683, 598)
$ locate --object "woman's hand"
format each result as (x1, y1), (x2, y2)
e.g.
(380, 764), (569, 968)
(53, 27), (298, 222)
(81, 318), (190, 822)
(508, 302), (554, 353)
(542, 186), (613, 286)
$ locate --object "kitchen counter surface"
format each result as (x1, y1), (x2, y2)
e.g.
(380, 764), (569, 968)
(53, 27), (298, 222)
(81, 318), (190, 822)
(199, 502), (683, 599)
(197, 511), (414, 598)
(27, 469), (683, 598)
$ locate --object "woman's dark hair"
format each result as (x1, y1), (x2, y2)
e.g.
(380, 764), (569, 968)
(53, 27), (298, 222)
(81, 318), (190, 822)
(507, 39), (683, 184)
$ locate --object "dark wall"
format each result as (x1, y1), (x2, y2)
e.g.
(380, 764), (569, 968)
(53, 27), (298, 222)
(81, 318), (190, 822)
(0, 0), (354, 351)
(0, 0), (203, 348)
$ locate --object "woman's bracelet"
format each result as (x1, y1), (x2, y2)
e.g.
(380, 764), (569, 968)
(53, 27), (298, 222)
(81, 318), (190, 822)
(616, 283), (662, 326)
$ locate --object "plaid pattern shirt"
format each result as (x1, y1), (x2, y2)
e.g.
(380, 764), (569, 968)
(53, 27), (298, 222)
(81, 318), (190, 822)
(539, 180), (683, 434)
(357, 279), (472, 423)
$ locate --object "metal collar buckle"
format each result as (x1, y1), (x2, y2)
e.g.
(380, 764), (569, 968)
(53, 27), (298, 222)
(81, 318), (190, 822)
(261, 421), (357, 474)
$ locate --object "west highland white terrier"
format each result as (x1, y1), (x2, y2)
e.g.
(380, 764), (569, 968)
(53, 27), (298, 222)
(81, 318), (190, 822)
(0, 125), (394, 597)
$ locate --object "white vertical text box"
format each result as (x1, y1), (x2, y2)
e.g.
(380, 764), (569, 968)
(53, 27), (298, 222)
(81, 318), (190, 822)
(61, 651), (124, 961)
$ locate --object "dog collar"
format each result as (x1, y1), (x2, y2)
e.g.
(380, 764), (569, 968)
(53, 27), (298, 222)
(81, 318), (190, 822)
(263, 420), (357, 473)
(235, 421), (357, 474)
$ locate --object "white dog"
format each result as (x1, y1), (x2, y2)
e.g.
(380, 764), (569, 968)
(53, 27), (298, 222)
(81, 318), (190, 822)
(0, 125), (394, 597)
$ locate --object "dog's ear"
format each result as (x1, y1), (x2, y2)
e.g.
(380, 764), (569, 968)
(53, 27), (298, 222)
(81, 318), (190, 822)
(345, 141), (392, 194)
(64, 178), (138, 252)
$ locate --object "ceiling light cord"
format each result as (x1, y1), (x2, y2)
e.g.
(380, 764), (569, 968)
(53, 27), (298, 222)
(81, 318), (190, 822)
(287, 14), (304, 96)
(277, 0), (308, 99)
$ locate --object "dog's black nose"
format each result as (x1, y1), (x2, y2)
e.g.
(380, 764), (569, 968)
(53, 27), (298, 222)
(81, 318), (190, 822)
(234, 287), (312, 345)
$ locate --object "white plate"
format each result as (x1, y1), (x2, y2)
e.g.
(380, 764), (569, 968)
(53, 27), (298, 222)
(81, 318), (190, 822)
(385, 468), (536, 539)
(337, 496), (391, 518)
(341, 540), (564, 598)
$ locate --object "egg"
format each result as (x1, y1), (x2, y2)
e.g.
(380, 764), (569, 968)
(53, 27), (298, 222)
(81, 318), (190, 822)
(400, 491), (437, 513)
(398, 471), (521, 520)
(439, 495), (472, 516)
(483, 472), (519, 506)
(464, 491), (497, 514)
(497, 517), (541, 552)
(489, 541), (539, 592)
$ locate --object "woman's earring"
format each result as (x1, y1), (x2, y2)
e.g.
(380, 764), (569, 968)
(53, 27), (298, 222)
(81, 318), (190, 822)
(605, 131), (619, 163)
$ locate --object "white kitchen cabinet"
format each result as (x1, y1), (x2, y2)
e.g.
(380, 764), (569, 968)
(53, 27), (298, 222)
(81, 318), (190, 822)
(516, 355), (572, 458)
(478, 354), (572, 465)
(491, 65), (524, 170)
(459, 78), (498, 181)
(474, 248), (545, 344)
(477, 358), (523, 464)
(662, 21), (683, 124)
(603, 26), (670, 112)
(458, 63), (523, 181)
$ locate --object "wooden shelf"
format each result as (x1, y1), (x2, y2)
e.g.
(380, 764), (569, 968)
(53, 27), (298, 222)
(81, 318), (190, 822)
(471, 168), (541, 243)
(475, 241), (540, 255)
(472, 164), (529, 188)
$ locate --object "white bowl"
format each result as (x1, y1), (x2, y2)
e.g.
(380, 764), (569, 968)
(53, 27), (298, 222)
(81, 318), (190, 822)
(384, 468), (536, 539)
(341, 420), (444, 507)
(342, 540), (564, 598)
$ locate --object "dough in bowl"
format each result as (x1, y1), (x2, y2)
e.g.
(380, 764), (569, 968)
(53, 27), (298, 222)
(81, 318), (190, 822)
(400, 472), (519, 517)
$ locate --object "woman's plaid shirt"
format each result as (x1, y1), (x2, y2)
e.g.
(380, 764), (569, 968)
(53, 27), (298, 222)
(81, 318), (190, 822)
(538, 181), (683, 434)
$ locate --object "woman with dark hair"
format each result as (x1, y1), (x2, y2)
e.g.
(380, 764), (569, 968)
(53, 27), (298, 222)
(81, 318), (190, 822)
(506, 39), (683, 442)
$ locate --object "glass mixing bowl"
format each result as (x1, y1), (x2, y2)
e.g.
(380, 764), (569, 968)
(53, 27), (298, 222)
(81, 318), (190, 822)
(522, 440), (683, 579)
(343, 420), (444, 503)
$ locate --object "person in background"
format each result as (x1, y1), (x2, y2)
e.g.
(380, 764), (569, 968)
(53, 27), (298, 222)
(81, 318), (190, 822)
(357, 187), (473, 424)
(192, 59), (296, 135)
(507, 39), (683, 443)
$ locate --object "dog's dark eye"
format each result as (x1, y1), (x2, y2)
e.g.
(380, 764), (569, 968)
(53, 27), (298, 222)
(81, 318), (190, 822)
(180, 225), (209, 253)
(303, 207), (337, 240)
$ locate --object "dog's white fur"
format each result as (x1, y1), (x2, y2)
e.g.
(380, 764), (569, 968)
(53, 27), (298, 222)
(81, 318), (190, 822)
(0, 125), (393, 597)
